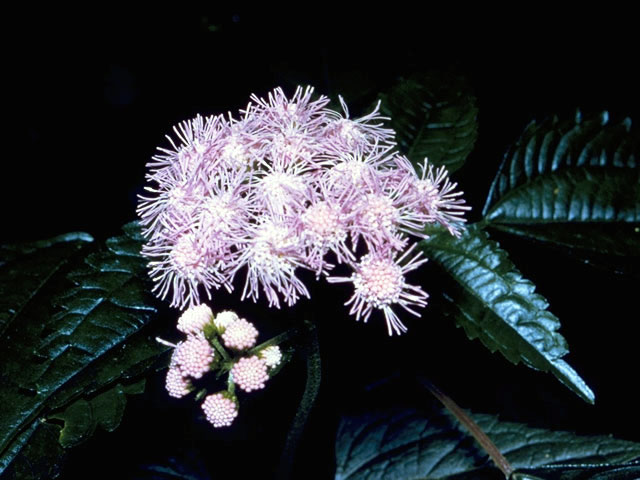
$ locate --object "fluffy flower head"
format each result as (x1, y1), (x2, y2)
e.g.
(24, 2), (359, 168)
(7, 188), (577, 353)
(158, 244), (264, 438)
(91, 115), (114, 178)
(139, 86), (469, 334)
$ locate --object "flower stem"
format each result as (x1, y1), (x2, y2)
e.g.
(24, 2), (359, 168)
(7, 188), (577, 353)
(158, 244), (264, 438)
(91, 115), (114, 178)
(210, 336), (231, 362)
(227, 375), (236, 395)
(277, 319), (321, 480)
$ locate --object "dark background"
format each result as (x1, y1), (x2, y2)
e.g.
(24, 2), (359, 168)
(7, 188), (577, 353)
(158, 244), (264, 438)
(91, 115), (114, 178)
(4, 9), (639, 479)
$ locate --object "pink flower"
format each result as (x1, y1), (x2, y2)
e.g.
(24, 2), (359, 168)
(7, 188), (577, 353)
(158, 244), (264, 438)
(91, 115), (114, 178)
(348, 168), (431, 251)
(328, 244), (429, 335)
(323, 97), (395, 151)
(248, 86), (329, 132)
(139, 86), (469, 334)
(251, 160), (313, 216)
(322, 145), (395, 196)
(234, 216), (309, 308)
(408, 159), (471, 237)
(231, 355), (269, 392)
(144, 230), (229, 309)
(299, 198), (354, 272)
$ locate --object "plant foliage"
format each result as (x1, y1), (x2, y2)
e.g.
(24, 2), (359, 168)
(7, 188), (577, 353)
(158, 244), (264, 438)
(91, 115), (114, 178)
(0, 223), (168, 480)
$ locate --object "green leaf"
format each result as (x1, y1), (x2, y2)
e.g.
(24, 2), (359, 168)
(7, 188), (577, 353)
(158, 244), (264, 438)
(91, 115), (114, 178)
(0, 223), (168, 480)
(483, 111), (640, 259)
(511, 462), (640, 480)
(335, 406), (640, 480)
(378, 72), (478, 173)
(420, 226), (593, 403)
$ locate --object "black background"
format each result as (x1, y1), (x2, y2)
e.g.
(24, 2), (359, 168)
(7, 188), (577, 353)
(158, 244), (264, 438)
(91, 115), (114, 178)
(3, 8), (639, 479)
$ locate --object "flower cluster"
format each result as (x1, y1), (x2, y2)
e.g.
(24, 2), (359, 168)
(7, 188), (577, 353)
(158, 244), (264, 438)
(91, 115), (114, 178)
(139, 87), (469, 334)
(163, 305), (283, 428)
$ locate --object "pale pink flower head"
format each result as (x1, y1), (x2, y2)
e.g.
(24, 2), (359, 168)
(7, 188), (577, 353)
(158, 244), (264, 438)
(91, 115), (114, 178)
(347, 166), (430, 251)
(231, 355), (269, 392)
(409, 159), (471, 237)
(235, 216), (309, 308)
(323, 97), (395, 152)
(145, 114), (225, 177)
(202, 392), (239, 428)
(165, 366), (192, 398)
(251, 160), (313, 216)
(215, 115), (261, 170)
(323, 146), (394, 197)
(267, 125), (323, 168)
(173, 335), (215, 379)
(177, 303), (214, 334)
(328, 244), (429, 335)
(144, 229), (229, 309)
(299, 197), (353, 271)
(248, 85), (329, 132)
(222, 318), (259, 351)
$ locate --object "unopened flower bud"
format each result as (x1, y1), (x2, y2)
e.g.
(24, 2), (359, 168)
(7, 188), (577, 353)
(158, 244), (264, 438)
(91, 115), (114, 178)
(213, 310), (239, 333)
(202, 392), (238, 428)
(174, 335), (216, 379)
(165, 366), (192, 398)
(222, 318), (259, 351)
(231, 355), (269, 392)
(259, 345), (283, 369)
(177, 303), (214, 335)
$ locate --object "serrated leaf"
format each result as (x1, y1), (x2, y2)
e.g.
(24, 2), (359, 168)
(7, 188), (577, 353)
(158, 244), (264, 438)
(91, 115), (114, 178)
(420, 226), (593, 403)
(48, 380), (146, 449)
(511, 461), (640, 480)
(483, 111), (640, 259)
(0, 223), (168, 480)
(378, 72), (478, 173)
(335, 406), (640, 480)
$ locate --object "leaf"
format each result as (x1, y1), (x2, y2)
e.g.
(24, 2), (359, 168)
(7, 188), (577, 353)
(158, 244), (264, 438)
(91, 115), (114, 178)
(335, 406), (640, 480)
(378, 71), (478, 173)
(0, 223), (168, 480)
(483, 111), (640, 259)
(420, 226), (594, 403)
(49, 379), (146, 448)
(134, 453), (211, 480)
(511, 462), (640, 480)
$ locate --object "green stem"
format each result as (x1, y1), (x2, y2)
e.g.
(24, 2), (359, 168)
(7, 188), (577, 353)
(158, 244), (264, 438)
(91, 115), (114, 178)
(227, 376), (236, 395)
(194, 388), (207, 402)
(210, 336), (231, 362)
(277, 320), (321, 480)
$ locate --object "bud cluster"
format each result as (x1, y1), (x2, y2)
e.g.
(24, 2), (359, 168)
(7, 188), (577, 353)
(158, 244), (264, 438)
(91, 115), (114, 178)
(162, 304), (284, 428)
